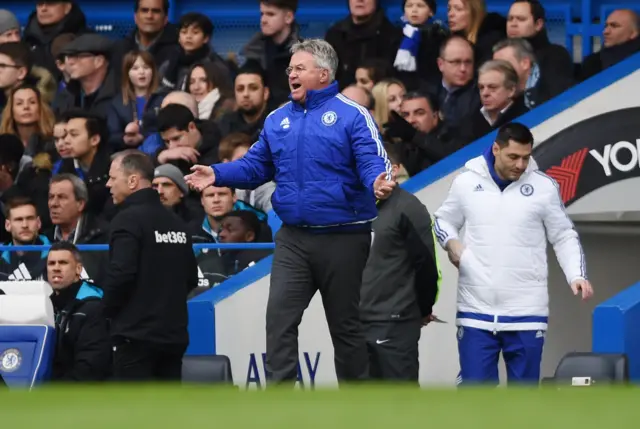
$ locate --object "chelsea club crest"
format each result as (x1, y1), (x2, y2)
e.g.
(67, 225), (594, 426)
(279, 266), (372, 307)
(0, 348), (22, 372)
(322, 111), (337, 126)
(520, 184), (534, 196)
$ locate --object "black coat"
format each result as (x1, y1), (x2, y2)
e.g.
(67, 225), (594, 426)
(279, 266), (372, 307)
(107, 90), (167, 151)
(579, 38), (640, 82)
(23, 3), (91, 79)
(215, 109), (268, 142)
(51, 281), (111, 382)
(463, 12), (507, 67)
(159, 44), (233, 94)
(325, 8), (402, 89)
(457, 94), (529, 144)
(102, 188), (198, 346)
(53, 69), (120, 121)
(425, 80), (481, 129)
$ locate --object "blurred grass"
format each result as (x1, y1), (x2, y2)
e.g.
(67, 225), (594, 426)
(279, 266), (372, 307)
(1, 384), (639, 428)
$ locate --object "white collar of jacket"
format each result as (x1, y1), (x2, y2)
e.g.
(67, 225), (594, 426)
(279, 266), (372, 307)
(464, 154), (539, 181)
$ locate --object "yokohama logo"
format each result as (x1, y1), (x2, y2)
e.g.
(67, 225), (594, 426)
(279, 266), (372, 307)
(544, 148), (588, 204)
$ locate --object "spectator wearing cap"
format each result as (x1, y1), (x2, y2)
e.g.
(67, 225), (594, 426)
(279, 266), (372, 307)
(112, 0), (180, 82)
(385, 91), (464, 175)
(216, 65), (270, 141)
(53, 34), (118, 119)
(0, 10), (21, 44)
(325, 0), (401, 89)
(393, 0), (450, 90)
(506, 0), (573, 94)
(242, 0), (301, 106)
(152, 164), (203, 224)
(160, 12), (232, 94)
(23, 1), (90, 80)
(218, 210), (273, 276)
(51, 33), (77, 93)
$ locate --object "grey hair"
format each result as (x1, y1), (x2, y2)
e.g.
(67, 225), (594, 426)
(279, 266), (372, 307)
(479, 59), (520, 90)
(493, 38), (537, 63)
(290, 38), (339, 82)
(50, 173), (89, 203)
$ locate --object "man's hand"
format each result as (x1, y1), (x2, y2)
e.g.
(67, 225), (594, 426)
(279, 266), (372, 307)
(157, 147), (200, 164)
(374, 172), (396, 200)
(570, 279), (594, 301)
(446, 239), (465, 268)
(185, 165), (216, 192)
(384, 110), (417, 142)
(422, 314), (437, 326)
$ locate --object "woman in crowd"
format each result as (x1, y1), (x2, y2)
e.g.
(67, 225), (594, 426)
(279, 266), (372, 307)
(355, 58), (393, 91)
(447, 0), (506, 66)
(186, 62), (234, 121)
(0, 84), (56, 160)
(107, 51), (166, 151)
(371, 78), (406, 128)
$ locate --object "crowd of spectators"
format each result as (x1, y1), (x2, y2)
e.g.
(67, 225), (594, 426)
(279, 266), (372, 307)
(0, 0), (637, 290)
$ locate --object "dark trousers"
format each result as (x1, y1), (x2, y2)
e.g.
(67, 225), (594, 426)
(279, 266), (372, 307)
(112, 338), (185, 382)
(364, 320), (422, 384)
(266, 225), (371, 385)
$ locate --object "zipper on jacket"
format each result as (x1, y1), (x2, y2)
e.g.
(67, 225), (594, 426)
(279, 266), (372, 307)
(493, 315), (498, 335)
(296, 109), (307, 223)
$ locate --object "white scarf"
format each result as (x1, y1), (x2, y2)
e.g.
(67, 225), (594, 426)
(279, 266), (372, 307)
(198, 88), (221, 120)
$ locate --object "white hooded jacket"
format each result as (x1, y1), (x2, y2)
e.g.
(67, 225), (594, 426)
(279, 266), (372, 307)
(433, 154), (587, 332)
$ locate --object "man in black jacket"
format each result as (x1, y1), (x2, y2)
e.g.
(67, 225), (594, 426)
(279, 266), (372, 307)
(360, 152), (440, 383)
(104, 150), (198, 381)
(48, 241), (111, 382)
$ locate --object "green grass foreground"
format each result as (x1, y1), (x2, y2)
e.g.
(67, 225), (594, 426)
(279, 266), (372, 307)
(1, 384), (639, 427)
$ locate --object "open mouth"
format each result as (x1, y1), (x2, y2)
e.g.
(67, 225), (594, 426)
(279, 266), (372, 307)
(291, 83), (301, 90)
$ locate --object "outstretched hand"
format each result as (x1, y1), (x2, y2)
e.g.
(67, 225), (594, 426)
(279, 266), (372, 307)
(184, 165), (216, 192)
(374, 171), (396, 200)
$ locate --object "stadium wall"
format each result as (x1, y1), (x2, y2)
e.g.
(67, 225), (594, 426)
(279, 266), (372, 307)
(188, 53), (640, 388)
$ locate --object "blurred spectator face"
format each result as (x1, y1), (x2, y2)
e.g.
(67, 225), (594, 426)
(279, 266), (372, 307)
(161, 91), (198, 116)
(64, 118), (100, 161)
(134, 0), (168, 35)
(107, 157), (132, 204)
(492, 139), (531, 181)
(36, 1), (72, 26)
(478, 70), (515, 112)
(287, 51), (330, 103)
(12, 88), (40, 126)
(179, 24), (210, 54)
(355, 67), (374, 91)
(438, 38), (474, 87)
(188, 66), (212, 102)
(66, 53), (102, 81)
(231, 145), (250, 161)
(260, 2), (293, 37)
(235, 73), (269, 116)
(400, 97), (439, 133)
(0, 29), (20, 44)
(405, 0), (433, 26)
(152, 177), (183, 207)
(507, 2), (543, 38)
(342, 85), (369, 109)
(447, 0), (470, 33)
(603, 10), (639, 48)
(47, 249), (81, 290)
(128, 55), (153, 91)
(160, 122), (199, 149)
(48, 179), (84, 227)
(54, 122), (71, 158)
(349, 0), (377, 21)
(387, 83), (405, 112)
(201, 186), (236, 218)
(493, 46), (530, 87)
(5, 204), (40, 244)
(219, 216), (255, 243)
(0, 53), (26, 90)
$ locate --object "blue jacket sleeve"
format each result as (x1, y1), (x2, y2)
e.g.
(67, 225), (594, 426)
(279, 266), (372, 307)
(350, 108), (392, 191)
(212, 127), (275, 189)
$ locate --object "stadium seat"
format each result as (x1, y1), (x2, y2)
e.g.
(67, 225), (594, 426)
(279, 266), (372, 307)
(182, 355), (235, 384)
(542, 352), (629, 386)
(0, 281), (56, 390)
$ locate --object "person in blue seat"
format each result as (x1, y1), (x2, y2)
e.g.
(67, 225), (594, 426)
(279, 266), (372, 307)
(48, 241), (111, 382)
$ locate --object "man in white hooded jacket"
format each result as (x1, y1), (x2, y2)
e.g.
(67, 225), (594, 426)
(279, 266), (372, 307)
(433, 122), (593, 385)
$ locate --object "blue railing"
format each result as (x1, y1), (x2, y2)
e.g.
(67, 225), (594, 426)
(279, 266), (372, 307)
(0, 243), (275, 252)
